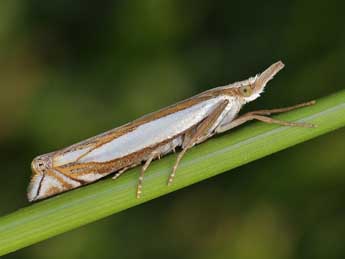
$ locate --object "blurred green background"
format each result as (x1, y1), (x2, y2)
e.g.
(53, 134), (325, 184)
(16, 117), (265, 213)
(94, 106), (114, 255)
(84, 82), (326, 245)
(1, 0), (345, 258)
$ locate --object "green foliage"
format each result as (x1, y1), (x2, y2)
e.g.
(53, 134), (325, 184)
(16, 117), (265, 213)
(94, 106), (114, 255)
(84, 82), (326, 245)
(0, 90), (344, 255)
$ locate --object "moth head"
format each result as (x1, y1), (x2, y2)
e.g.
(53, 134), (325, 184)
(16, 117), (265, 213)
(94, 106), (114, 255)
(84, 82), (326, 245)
(28, 154), (80, 202)
(28, 154), (51, 202)
(236, 61), (285, 103)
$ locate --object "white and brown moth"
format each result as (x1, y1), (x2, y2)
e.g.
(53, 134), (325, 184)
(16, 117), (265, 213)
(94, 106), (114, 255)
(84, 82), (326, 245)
(28, 61), (315, 202)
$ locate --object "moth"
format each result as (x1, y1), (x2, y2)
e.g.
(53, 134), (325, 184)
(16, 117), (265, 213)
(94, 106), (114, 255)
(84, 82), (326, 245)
(28, 61), (315, 202)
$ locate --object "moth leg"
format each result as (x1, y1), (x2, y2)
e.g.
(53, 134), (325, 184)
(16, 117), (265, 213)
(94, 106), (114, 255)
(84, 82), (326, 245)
(245, 100), (316, 116)
(112, 164), (137, 180)
(112, 167), (128, 180)
(168, 99), (229, 186)
(137, 151), (159, 198)
(216, 101), (316, 134)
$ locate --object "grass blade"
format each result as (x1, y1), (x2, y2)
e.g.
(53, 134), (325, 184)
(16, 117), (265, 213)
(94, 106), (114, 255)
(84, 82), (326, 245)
(0, 90), (344, 255)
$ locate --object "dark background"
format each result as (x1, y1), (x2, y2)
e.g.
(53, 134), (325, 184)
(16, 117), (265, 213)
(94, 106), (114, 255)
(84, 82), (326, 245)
(1, 1), (344, 258)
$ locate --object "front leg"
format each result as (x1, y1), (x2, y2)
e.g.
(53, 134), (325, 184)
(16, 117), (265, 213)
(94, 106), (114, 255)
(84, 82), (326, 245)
(216, 100), (316, 134)
(168, 99), (230, 185)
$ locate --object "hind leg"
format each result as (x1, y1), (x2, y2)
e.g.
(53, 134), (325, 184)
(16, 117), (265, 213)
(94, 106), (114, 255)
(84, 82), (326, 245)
(137, 151), (160, 198)
(112, 164), (138, 180)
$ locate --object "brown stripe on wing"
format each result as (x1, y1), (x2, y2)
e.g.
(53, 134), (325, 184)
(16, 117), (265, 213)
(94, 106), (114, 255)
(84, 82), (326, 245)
(46, 169), (80, 189)
(68, 95), (214, 162)
(53, 88), (229, 163)
(55, 134), (185, 182)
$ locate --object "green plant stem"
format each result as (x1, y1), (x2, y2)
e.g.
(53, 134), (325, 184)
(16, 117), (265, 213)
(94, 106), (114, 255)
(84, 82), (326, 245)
(0, 90), (345, 255)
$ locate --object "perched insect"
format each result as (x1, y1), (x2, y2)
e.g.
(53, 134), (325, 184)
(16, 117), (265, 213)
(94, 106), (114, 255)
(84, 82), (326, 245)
(28, 61), (315, 202)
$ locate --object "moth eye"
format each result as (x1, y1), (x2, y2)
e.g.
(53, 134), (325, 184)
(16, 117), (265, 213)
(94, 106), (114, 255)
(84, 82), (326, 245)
(239, 85), (252, 97)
